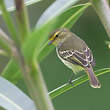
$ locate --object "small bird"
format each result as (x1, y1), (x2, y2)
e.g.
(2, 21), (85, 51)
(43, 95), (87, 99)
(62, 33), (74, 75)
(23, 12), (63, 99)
(48, 28), (101, 88)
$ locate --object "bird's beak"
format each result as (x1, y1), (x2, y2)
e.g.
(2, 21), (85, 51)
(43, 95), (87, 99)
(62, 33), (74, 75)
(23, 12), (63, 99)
(48, 40), (53, 45)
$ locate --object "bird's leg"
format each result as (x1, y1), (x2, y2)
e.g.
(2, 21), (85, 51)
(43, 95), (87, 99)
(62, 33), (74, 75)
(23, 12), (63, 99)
(68, 73), (75, 85)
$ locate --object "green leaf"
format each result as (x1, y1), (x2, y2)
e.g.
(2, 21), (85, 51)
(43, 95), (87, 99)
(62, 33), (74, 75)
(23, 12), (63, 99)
(0, 76), (36, 110)
(61, 3), (91, 28)
(0, 36), (11, 55)
(0, 0), (42, 14)
(37, 41), (55, 62)
(49, 68), (110, 99)
(22, 23), (55, 63)
(36, 0), (81, 27)
(23, 3), (91, 63)
(37, 3), (91, 62)
(2, 3), (91, 90)
(2, 60), (23, 86)
(0, 0), (19, 44)
(3, 60), (20, 80)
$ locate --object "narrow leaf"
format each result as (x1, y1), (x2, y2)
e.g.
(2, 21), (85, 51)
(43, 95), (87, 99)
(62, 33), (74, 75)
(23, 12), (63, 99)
(36, 0), (81, 27)
(2, 3), (91, 85)
(37, 3), (91, 62)
(0, 77), (36, 110)
(22, 23), (54, 62)
(0, 0), (41, 14)
(0, 0), (19, 44)
(49, 68), (110, 99)
(2, 60), (19, 79)
(2, 3), (90, 90)
(37, 41), (55, 62)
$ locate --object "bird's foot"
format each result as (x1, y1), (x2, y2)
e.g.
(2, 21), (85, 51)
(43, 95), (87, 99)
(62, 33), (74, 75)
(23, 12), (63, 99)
(68, 79), (74, 86)
(67, 73), (75, 86)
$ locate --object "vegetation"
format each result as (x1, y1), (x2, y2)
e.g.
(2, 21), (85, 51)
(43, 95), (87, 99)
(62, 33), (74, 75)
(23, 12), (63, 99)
(0, 0), (110, 110)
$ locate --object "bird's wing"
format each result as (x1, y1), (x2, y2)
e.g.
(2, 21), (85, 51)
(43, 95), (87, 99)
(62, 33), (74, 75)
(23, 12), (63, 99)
(58, 47), (95, 67)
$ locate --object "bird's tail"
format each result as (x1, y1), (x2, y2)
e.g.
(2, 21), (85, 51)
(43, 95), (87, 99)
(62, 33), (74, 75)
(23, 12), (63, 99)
(85, 66), (101, 88)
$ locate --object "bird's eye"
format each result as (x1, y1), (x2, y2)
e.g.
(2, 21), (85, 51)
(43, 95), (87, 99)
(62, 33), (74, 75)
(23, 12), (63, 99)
(55, 34), (59, 38)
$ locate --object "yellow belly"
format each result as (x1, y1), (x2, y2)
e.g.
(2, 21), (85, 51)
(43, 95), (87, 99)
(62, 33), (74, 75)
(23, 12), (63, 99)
(56, 49), (83, 74)
(60, 57), (83, 74)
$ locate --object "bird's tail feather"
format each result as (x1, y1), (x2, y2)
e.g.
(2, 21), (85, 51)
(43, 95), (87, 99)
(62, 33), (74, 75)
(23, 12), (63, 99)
(85, 67), (101, 88)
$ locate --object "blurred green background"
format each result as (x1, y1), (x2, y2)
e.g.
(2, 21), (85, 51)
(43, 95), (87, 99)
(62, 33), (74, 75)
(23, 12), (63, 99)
(0, 0), (110, 110)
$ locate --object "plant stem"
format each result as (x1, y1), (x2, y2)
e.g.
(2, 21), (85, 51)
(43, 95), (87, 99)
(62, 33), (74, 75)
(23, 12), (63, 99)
(0, 49), (8, 57)
(0, 0), (20, 45)
(91, 0), (110, 38)
(28, 62), (54, 110)
(13, 1), (54, 109)
(0, 28), (15, 55)
(14, 0), (30, 42)
(17, 59), (55, 110)
(13, 51), (54, 110)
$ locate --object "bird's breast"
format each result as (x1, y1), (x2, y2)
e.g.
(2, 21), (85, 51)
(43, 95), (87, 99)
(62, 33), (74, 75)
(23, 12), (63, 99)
(56, 48), (83, 74)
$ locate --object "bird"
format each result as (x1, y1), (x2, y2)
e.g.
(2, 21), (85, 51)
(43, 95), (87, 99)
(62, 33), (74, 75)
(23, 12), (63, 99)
(48, 28), (101, 88)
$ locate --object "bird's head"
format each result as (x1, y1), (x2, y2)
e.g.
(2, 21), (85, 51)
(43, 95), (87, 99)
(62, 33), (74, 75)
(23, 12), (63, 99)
(48, 28), (69, 45)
